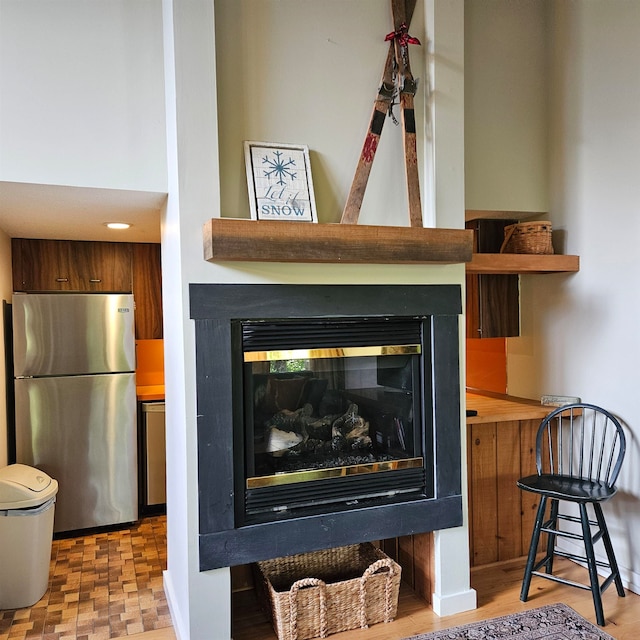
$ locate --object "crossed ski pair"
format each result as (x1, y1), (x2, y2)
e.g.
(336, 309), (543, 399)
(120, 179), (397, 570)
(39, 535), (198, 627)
(341, 0), (422, 227)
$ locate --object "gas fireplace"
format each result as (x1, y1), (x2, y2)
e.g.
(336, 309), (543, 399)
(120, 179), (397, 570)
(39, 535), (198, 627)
(191, 284), (463, 571)
(241, 318), (430, 525)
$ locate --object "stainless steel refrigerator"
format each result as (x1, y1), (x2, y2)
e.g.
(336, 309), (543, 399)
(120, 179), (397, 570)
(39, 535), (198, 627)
(12, 293), (138, 533)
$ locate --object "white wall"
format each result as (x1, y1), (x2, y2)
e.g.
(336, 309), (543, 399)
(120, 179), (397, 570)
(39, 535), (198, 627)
(162, 1), (473, 637)
(215, 0), (426, 227)
(161, 1), (231, 637)
(465, 0), (640, 595)
(508, 0), (640, 594)
(0, 229), (11, 468)
(0, 0), (167, 510)
(0, 0), (167, 192)
(464, 0), (548, 213)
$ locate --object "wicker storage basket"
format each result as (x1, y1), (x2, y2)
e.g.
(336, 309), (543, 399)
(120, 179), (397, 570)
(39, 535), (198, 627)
(255, 543), (401, 640)
(500, 220), (553, 255)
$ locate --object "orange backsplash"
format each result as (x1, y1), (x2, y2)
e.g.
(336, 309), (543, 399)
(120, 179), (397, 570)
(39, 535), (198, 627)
(466, 338), (507, 394)
(135, 339), (165, 386)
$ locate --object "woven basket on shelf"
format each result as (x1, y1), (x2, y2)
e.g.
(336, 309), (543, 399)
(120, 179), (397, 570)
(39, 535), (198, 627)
(254, 543), (401, 640)
(500, 220), (554, 255)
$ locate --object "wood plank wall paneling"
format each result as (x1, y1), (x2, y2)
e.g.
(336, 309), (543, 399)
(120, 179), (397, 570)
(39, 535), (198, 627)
(469, 422), (498, 566)
(519, 419), (545, 555)
(398, 537), (415, 588)
(411, 533), (433, 604)
(381, 533), (433, 605)
(497, 422), (521, 561)
(467, 417), (545, 567)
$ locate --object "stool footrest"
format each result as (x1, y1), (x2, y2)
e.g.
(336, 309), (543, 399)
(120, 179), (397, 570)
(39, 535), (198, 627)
(532, 570), (592, 592)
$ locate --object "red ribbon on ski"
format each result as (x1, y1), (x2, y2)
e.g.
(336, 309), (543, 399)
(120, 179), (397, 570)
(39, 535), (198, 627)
(384, 23), (420, 47)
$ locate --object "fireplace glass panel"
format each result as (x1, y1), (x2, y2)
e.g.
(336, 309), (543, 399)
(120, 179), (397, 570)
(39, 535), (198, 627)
(246, 346), (422, 483)
(238, 323), (432, 522)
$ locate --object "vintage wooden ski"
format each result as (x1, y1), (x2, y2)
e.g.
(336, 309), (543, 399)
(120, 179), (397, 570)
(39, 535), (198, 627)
(390, 0), (422, 227)
(341, 0), (418, 225)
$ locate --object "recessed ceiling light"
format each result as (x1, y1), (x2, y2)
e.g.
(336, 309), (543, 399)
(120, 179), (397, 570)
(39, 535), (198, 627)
(105, 222), (131, 230)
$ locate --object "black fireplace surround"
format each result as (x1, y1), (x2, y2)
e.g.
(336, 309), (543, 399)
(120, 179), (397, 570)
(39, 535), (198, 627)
(190, 284), (463, 571)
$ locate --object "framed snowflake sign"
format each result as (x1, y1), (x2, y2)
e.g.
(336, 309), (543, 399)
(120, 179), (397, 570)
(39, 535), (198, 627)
(244, 141), (318, 222)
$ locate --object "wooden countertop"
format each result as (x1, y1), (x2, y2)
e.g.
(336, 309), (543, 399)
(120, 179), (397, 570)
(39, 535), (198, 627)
(466, 390), (551, 424)
(137, 385), (165, 402)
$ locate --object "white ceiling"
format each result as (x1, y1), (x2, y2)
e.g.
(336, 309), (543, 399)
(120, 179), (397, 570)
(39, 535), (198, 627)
(0, 182), (166, 244)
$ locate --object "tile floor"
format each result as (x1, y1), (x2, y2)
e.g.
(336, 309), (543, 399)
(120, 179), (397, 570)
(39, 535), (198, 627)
(0, 516), (171, 640)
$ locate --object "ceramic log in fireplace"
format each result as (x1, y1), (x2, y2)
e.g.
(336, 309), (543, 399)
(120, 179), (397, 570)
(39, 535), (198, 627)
(190, 284), (463, 571)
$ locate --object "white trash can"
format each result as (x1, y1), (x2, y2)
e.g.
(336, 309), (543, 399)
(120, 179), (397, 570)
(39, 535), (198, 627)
(0, 464), (59, 610)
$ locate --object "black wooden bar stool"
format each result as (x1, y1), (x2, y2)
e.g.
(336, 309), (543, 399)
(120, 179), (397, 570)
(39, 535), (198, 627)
(517, 403), (626, 626)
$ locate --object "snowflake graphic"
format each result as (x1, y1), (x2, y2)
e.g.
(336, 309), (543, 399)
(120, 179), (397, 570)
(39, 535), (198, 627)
(262, 150), (297, 186)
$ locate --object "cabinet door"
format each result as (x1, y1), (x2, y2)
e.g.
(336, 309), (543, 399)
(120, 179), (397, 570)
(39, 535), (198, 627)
(466, 273), (520, 338)
(12, 238), (77, 291)
(12, 238), (132, 292)
(465, 220), (520, 338)
(132, 243), (163, 339)
(71, 241), (132, 292)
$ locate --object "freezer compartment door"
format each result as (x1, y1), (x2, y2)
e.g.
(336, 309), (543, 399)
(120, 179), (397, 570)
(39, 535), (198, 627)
(12, 293), (135, 377)
(14, 373), (138, 533)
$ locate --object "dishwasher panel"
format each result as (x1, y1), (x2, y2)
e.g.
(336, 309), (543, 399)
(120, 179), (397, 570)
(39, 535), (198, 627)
(141, 401), (166, 508)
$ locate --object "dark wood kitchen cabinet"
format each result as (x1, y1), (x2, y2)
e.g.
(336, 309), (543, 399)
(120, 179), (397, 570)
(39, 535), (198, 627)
(12, 238), (132, 292)
(132, 243), (163, 339)
(12, 239), (74, 291)
(465, 219), (520, 338)
(12, 238), (163, 339)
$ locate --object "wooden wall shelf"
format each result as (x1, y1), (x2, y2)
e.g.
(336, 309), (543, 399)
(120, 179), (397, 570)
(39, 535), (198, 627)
(466, 253), (579, 274)
(202, 219), (579, 273)
(465, 209), (548, 222)
(203, 218), (474, 264)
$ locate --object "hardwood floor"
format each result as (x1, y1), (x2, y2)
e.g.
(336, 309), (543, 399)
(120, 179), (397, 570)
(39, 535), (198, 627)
(230, 556), (640, 640)
(4, 514), (638, 640)
(129, 632), (175, 640)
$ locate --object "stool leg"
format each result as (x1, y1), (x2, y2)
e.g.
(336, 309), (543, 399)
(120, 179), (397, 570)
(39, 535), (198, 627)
(544, 498), (559, 574)
(580, 502), (605, 626)
(594, 503), (626, 598)
(521, 495), (547, 602)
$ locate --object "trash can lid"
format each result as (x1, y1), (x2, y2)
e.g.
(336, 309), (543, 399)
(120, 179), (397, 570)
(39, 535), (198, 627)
(0, 463), (59, 510)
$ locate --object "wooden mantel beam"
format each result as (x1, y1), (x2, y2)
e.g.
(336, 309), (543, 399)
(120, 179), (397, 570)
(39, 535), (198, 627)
(203, 218), (473, 265)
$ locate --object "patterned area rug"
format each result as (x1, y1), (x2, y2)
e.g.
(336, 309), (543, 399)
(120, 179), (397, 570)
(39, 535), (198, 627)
(406, 603), (614, 640)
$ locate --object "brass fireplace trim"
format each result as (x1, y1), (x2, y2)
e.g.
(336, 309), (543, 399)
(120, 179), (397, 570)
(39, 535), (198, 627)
(247, 457), (424, 489)
(244, 344), (421, 363)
